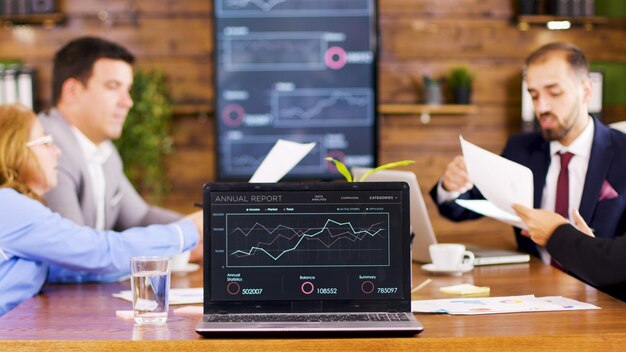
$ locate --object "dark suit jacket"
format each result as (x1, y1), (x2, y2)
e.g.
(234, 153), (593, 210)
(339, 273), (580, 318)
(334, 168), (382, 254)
(430, 118), (626, 258)
(548, 224), (626, 301)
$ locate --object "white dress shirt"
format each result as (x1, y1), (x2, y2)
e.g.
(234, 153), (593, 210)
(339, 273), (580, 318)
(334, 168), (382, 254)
(536, 118), (594, 263)
(71, 127), (113, 230)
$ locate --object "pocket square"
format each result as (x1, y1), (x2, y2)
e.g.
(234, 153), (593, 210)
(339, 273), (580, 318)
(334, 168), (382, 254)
(599, 180), (618, 201)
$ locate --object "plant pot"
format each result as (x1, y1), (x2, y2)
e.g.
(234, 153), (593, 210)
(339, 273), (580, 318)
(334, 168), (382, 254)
(423, 81), (443, 105)
(452, 87), (472, 105)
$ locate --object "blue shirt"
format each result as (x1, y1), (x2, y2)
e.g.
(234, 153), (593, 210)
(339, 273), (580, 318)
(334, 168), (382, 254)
(0, 188), (199, 317)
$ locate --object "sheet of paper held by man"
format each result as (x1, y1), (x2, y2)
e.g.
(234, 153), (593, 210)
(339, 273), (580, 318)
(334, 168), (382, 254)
(456, 136), (533, 229)
(249, 139), (317, 183)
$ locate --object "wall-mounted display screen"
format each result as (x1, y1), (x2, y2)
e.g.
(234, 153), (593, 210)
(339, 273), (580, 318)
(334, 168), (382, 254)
(213, 0), (378, 180)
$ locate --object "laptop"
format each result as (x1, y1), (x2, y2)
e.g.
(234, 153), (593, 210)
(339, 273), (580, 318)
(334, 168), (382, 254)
(351, 167), (436, 263)
(195, 182), (424, 336)
(351, 167), (529, 266)
(463, 244), (530, 266)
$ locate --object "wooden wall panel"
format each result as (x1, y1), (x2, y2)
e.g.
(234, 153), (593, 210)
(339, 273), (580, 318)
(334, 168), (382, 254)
(1, 0), (625, 245)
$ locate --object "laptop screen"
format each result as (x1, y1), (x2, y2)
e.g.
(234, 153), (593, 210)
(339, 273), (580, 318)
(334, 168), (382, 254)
(203, 182), (411, 313)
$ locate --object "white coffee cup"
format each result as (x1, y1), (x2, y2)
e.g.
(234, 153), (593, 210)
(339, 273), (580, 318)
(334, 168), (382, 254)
(171, 251), (191, 271)
(429, 244), (475, 270)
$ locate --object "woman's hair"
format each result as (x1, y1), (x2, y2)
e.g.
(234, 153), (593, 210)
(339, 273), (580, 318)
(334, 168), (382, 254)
(0, 104), (44, 202)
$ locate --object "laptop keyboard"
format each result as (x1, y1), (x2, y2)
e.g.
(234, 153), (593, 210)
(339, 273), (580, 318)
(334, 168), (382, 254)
(205, 313), (411, 323)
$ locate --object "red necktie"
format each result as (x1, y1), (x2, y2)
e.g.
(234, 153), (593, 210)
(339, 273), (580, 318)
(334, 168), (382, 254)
(552, 151), (574, 270)
(555, 152), (574, 218)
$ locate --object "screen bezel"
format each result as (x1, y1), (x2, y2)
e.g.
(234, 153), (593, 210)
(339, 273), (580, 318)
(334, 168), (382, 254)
(202, 182), (411, 313)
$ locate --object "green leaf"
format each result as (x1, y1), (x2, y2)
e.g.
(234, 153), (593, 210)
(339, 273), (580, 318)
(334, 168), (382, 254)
(113, 69), (173, 204)
(358, 160), (415, 181)
(325, 157), (353, 182)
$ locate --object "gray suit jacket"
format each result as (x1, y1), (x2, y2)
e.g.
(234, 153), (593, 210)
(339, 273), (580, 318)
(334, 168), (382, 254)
(39, 108), (181, 230)
(39, 109), (182, 283)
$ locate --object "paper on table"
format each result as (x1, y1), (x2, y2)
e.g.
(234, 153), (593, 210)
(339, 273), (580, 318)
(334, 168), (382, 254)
(455, 199), (528, 230)
(459, 136), (533, 227)
(113, 288), (203, 305)
(412, 295), (600, 315)
(249, 139), (316, 183)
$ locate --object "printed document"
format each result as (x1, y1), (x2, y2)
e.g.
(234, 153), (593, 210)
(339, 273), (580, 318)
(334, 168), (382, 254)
(412, 295), (600, 315)
(457, 136), (533, 229)
(249, 139), (316, 183)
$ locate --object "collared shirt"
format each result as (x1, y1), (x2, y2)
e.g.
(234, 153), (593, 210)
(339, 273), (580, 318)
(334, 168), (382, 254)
(0, 188), (198, 317)
(537, 117), (594, 263)
(70, 127), (113, 230)
(541, 117), (594, 222)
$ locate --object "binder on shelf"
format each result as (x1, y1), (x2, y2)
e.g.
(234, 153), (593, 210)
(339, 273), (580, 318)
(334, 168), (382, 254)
(570, 0), (583, 17)
(3, 68), (17, 105)
(0, 64), (36, 108)
(1, 0), (56, 15)
(583, 0), (595, 17)
(0, 67), (5, 105)
(17, 67), (34, 109)
(30, 0), (56, 14)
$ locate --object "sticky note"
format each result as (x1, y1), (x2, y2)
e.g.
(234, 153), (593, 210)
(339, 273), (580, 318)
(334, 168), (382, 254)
(440, 284), (490, 295)
(173, 306), (203, 316)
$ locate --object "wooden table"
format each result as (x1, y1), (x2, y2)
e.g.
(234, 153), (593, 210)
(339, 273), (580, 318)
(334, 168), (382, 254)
(1, 259), (625, 351)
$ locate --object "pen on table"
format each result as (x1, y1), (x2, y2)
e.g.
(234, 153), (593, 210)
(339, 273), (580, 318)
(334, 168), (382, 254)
(411, 278), (432, 293)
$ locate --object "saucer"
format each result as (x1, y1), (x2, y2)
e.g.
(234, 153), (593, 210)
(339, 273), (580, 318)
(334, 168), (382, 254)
(172, 263), (200, 274)
(421, 263), (474, 275)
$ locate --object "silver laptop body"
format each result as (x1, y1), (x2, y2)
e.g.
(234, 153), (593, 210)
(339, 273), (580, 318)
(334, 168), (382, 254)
(352, 167), (437, 263)
(195, 182), (423, 336)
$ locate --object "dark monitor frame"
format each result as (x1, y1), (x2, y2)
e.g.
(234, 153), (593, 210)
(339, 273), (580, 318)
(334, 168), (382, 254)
(212, 0), (379, 181)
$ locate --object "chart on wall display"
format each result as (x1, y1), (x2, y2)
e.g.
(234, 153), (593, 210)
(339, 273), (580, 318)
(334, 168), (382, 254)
(214, 0), (378, 180)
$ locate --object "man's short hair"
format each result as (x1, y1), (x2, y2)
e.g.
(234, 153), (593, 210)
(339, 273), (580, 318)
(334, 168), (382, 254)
(524, 42), (589, 80)
(52, 36), (135, 105)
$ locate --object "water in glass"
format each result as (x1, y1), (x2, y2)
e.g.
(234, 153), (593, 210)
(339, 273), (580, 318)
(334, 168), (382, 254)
(131, 270), (170, 324)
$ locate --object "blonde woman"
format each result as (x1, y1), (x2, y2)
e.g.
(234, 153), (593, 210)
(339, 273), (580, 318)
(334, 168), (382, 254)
(0, 104), (201, 316)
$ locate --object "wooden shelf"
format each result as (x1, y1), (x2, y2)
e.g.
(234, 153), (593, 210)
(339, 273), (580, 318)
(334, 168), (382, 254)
(516, 15), (610, 30)
(0, 13), (66, 27)
(378, 104), (478, 115)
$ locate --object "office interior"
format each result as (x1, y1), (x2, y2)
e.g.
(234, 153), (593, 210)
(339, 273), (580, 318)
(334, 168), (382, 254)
(1, 1), (625, 263)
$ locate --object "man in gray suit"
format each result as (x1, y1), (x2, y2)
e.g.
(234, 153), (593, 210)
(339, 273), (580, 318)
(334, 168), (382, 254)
(39, 37), (197, 282)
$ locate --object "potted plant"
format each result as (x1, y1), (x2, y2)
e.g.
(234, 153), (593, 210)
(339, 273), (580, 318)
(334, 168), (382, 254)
(325, 158), (415, 182)
(114, 69), (174, 204)
(448, 66), (474, 104)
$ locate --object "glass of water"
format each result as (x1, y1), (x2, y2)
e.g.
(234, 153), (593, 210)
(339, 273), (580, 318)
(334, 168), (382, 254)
(131, 256), (171, 324)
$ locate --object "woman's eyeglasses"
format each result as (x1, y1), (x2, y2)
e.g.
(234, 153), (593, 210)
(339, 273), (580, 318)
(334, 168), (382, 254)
(26, 134), (55, 148)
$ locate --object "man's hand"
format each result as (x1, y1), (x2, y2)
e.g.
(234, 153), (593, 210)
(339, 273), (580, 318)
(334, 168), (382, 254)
(183, 210), (204, 262)
(442, 155), (473, 193)
(513, 204), (567, 246)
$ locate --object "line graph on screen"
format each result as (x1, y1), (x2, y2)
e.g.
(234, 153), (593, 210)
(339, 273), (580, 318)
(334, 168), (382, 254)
(226, 213), (390, 267)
